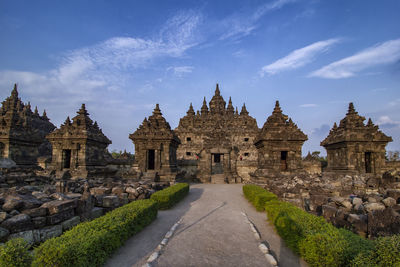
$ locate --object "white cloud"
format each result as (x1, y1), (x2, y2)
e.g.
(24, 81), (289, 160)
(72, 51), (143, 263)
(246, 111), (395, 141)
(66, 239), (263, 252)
(309, 39), (400, 79)
(219, 0), (296, 41)
(167, 66), (194, 77)
(260, 38), (340, 76)
(376, 115), (400, 129)
(0, 10), (202, 152)
(299, 103), (318, 108)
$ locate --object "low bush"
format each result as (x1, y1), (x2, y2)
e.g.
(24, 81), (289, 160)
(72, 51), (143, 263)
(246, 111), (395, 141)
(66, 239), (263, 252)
(351, 234), (400, 267)
(243, 184), (277, 211)
(259, 187), (375, 267)
(32, 199), (157, 267)
(150, 183), (189, 210)
(0, 238), (32, 267)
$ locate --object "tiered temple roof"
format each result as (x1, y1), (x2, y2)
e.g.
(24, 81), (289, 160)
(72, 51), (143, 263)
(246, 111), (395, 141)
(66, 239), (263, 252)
(130, 104), (179, 143)
(321, 102), (392, 146)
(47, 104), (111, 145)
(255, 101), (307, 143)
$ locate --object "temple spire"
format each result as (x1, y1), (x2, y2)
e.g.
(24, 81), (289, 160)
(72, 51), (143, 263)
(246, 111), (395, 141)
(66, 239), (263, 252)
(240, 103), (249, 116)
(215, 83), (220, 96)
(201, 97), (208, 115)
(227, 97), (234, 114)
(347, 102), (357, 115)
(77, 103), (89, 116)
(11, 83), (18, 98)
(34, 106), (39, 115)
(187, 103), (195, 116)
(153, 103), (162, 116)
(273, 100), (282, 114)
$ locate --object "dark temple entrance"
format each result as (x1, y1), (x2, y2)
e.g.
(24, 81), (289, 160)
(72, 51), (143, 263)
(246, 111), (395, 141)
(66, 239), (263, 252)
(62, 149), (71, 169)
(280, 151), (288, 171)
(212, 153), (223, 174)
(147, 149), (155, 170)
(365, 152), (372, 173)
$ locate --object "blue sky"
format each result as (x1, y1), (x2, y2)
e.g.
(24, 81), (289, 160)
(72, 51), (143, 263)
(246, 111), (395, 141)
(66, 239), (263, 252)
(1, 0), (400, 155)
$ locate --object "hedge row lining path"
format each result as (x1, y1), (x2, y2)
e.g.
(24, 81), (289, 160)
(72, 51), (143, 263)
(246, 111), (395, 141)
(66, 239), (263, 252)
(105, 184), (306, 267)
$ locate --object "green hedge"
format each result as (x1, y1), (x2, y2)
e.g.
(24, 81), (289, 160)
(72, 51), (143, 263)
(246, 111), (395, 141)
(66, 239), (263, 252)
(0, 238), (32, 267)
(32, 199), (157, 267)
(243, 185), (379, 267)
(150, 183), (189, 210)
(351, 234), (400, 266)
(242, 184), (277, 211)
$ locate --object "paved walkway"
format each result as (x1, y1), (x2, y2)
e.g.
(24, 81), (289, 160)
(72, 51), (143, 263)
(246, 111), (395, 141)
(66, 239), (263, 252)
(105, 184), (307, 267)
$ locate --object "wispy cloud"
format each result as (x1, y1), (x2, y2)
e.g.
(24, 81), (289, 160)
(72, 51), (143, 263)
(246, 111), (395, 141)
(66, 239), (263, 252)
(299, 103), (318, 108)
(260, 38), (340, 76)
(0, 10), (202, 151)
(219, 0), (296, 41)
(309, 38), (400, 79)
(167, 66), (194, 77)
(376, 115), (400, 129)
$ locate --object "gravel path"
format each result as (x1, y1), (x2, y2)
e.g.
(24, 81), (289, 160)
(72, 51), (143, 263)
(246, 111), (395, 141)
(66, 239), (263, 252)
(105, 184), (307, 267)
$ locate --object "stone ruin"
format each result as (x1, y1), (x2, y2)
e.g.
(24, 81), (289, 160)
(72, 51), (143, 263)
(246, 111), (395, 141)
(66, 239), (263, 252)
(0, 83), (399, 239)
(321, 102), (392, 175)
(174, 84), (259, 183)
(251, 100), (308, 182)
(46, 104), (112, 179)
(0, 84), (55, 166)
(129, 104), (180, 182)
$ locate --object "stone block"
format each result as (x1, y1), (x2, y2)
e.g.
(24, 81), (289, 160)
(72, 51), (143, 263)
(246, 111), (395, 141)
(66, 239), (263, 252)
(102, 196), (119, 208)
(0, 226), (9, 242)
(22, 207), (47, 218)
(365, 202), (386, 213)
(382, 197), (396, 207)
(90, 207), (104, 219)
(41, 199), (77, 215)
(61, 216), (80, 231)
(0, 212), (7, 223)
(8, 230), (35, 244)
(46, 209), (74, 225)
(2, 198), (23, 212)
(39, 225), (62, 242)
(352, 197), (363, 205)
(322, 205), (337, 221)
(111, 187), (124, 195)
(90, 187), (111, 195)
(32, 217), (46, 229)
(1, 214), (33, 233)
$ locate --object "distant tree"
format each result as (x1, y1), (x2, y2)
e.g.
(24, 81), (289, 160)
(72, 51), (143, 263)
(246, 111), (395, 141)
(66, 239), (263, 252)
(386, 150), (400, 161)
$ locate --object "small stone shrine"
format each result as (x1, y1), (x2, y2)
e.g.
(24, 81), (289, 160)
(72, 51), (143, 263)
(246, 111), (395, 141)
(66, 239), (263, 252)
(46, 104), (111, 178)
(321, 102), (392, 175)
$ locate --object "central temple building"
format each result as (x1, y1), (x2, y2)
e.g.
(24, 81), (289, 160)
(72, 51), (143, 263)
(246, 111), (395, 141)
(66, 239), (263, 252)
(174, 84), (259, 183)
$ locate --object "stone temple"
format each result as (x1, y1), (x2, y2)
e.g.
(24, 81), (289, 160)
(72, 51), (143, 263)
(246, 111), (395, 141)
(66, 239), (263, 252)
(0, 84), (55, 166)
(321, 102), (392, 175)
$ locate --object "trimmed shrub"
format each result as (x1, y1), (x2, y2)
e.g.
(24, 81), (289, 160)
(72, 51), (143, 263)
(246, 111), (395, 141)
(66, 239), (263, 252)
(351, 234), (400, 267)
(150, 183), (189, 210)
(0, 238), (32, 267)
(262, 189), (376, 267)
(32, 199), (157, 267)
(243, 184), (277, 211)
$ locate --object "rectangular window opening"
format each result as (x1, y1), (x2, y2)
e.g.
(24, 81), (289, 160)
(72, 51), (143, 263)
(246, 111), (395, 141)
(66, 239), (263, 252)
(186, 152), (191, 156)
(244, 153), (249, 157)
(214, 154), (221, 163)
(365, 152), (372, 173)
(186, 137), (191, 142)
(244, 138), (249, 142)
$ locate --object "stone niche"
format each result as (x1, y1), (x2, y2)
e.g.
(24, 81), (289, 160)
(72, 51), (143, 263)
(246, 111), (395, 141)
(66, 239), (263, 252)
(129, 104), (180, 182)
(174, 84), (259, 183)
(321, 102), (392, 175)
(0, 84), (55, 166)
(252, 101), (308, 180)
(46, 104), (112, 178)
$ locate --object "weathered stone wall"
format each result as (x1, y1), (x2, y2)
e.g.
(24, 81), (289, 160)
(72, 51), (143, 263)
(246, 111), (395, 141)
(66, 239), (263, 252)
(251, 170), (400, 238)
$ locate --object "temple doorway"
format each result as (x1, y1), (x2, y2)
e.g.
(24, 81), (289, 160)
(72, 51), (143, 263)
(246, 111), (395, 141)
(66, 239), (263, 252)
(62, 149), (71, 169)
(211, 153), (224, 174)
(365, 152), (372, 173)
(280, 151), (288, 171)
(147, 149), (155, 170)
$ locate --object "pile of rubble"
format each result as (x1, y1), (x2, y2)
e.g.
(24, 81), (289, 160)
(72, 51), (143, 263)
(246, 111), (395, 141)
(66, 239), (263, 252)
(0, 179), (168, 244)
(259, 172), (400, 238)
